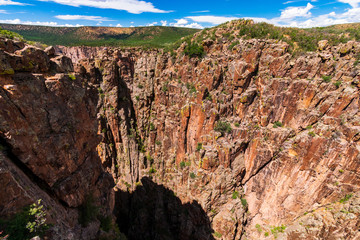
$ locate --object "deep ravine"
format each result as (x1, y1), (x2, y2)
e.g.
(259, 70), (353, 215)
(1, 20), (360, 240)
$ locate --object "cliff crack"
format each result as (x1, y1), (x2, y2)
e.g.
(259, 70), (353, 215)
(0, 88), (27, 120)
(0, 136), (68, 208)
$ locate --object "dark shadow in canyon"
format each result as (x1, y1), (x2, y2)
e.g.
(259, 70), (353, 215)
(115, 177), (215, 240)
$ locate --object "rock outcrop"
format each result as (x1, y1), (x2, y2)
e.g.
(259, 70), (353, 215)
(1, 19), (360, 240)
(0, 38), (114, 239)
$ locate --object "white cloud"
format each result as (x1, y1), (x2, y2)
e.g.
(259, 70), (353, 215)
(176, 19), (188, 25)
(55, 15), (112, 21)
(191, 10), (210, 13)
(116, 23), (122, 27)
(275, 5), (360, 27)
(146, 21), (157, 26)
(0, 18), (83, 26)
(284, 0), (317, 4)
(169, 19), (203, 29)
(0, 0), (26, 5)
(338, 0), (360, 8)
(280, 3), (314, 19)
(160, 20), (167, 26)
(37, 0), (171, 14)
(0, 9), (8, 13)
(185, 15), (238, 25)
(184, 22), (204, 29)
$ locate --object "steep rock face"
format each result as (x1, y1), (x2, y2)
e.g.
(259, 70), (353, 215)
(69, 29), (360, 239)
(0, 38), (114, 239)
(2, 20), (360, 240)
(56, 46), (107, 63)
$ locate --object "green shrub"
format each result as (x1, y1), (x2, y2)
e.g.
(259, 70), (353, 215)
(155, 140), (161, 145)
(228, 40), (239, 50)
(149, 122), (155, 131)
(232, 191), (239, 199)
(271, 225), (286, 238)
(205, 93), (212, 101)
(0, 27), (24, 40)
(99, 215), (112, 232)
(213, 232), (222, 238)
(255, 224), (262, 233)
(234, 123), (240, 127)
(137, 84), (144, 89)
(180, 161), (186, 169)
(162, 85), (168, 92)
(273, 121), (283, 128)
(149, 167), (157, 174)
(321, 75), (332, 83)
(78, 194), (99, 227)
(334, 81), (342, 88)
(214, 121), (232, 135)
(146, 154), (154, 165)
(196, 142), (203, 151)
(186, 82), (197, 94)
(0, 199), (50, 240)
(190, 172), (196, 179)
(308, 131), (316, 137)
(184, 41), (205, 58)
(241, 198), (248, 208)
(339, 193), (353, 203)
(68, 74), (76, 81)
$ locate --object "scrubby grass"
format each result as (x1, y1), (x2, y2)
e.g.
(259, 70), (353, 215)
(0, 27), (23, 40)
(214, 121), (232, 135)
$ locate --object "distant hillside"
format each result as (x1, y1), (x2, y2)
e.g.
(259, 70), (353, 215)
(0, 24), (200, 48)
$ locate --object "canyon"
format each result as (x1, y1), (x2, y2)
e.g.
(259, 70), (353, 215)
(0, 20), (360, 239)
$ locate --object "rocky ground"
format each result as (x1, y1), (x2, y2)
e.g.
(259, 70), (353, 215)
(0, 20), (360, 240)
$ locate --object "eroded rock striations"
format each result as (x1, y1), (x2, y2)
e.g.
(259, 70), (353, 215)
(1, 20), (360, 240)
(0, 40), (114, 239)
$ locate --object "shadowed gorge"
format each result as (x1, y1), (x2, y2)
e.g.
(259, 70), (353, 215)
(0, 20), (360, 240)
(115, 177), (215, 240)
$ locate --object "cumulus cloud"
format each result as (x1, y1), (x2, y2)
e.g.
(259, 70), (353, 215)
(169, 19), (203, 29)
(37, 0), (171, 14)
(160, 20), (167, 26)
(55, 15), (112, 21)
(279, 3), (314, 20)
(146, 21), (157, 26)
(0, 0), (26, 5)
(116, 23), (122, 27)
(0, 18), (83, 26)
(185, 15), (238, 25)
(338, 0), (360, 8)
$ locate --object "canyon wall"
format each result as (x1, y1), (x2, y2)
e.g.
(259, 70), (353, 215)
(1, 20), (360, 240)
(0, 40), (114, 239)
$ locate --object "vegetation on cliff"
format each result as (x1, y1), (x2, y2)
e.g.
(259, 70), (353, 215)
(168, 19), (360, 55)
(0, 27), (23, 41)
(0, 200), (49, 240)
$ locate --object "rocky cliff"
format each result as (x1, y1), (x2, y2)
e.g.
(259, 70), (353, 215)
(1, 20), (360, 240)
(0, 39), (114, 239)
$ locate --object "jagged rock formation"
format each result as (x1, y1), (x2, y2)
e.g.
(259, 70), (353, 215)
(0, 40), (114, 239)
(1, 20), (360, 240)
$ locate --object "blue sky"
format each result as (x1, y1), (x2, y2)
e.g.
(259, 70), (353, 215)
(0, 0), (360, 28)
